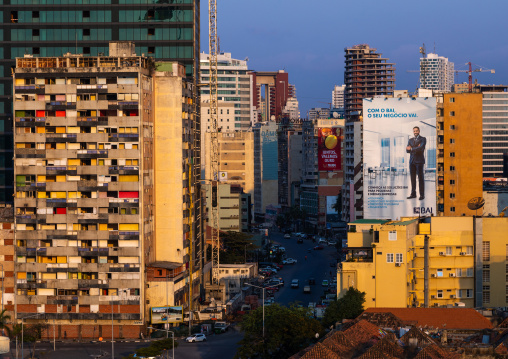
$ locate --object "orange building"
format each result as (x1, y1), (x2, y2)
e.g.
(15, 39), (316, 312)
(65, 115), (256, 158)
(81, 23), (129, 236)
(437, 93), (483, 216)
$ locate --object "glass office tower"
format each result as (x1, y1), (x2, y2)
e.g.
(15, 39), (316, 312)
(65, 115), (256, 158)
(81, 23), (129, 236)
(0, 0), (201, 204)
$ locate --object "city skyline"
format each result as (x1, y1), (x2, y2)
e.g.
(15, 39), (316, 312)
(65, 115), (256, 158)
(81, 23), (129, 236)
(201, 0), (508, 115)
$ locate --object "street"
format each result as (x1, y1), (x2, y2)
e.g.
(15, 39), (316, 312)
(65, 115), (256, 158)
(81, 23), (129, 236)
(267, 231), (339, 307)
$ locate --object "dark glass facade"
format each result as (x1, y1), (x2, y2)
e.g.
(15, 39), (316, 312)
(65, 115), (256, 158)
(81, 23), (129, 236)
(0, 0), (201, 204)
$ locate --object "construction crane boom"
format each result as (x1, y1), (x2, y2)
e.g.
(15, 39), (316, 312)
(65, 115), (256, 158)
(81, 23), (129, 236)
(455, 62), (495, 92)
(209, 0), (220, 284)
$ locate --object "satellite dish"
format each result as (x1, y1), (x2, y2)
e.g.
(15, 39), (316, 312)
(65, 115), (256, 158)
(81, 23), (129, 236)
(332, 112), (339, 118)
(467, 197), (485, 211)
(468, 197), (485, 216)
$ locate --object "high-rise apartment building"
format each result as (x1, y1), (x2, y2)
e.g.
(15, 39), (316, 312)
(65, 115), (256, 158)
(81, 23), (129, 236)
(420, 53), (454, 93)
(0, 1), (201, 205)
(342, 45), (395, 222)
(481, 87), (508, 177)
(332, 84), (345, 109)
(307, 108), (330, 121)
(12, 45), (203, 338)
(437, 93), (483, 216)
(200, 52), (253, 131)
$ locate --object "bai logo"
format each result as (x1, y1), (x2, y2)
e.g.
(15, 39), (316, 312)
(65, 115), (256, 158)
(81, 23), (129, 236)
(414, 207), (433, 215)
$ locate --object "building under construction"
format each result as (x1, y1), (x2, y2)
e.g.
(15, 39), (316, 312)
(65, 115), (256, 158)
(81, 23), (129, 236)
(342, 44), (395, 222)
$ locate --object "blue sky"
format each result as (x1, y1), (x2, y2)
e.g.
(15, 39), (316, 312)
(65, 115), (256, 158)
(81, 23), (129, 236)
(200, 0), (508, 117)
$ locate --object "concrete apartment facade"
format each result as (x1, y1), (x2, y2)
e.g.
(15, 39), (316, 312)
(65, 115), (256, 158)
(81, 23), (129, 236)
(205, 183), (251, 233)
(13, 44), (204, 338)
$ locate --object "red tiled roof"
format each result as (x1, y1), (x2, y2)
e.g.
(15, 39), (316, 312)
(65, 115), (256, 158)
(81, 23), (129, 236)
(400, 327), (436, 346)
(358, 337), (404, 359)
(344, 319), (387, 344)
(414, 343), (461, 359)
(299, 342), (342, 359)
(363, 308), (492, 330)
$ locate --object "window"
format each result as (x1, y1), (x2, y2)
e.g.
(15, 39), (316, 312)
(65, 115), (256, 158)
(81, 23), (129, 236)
(467, 268), (474, 277)
(457, 289), (473, 298)
(450, 166), (455, 171)
(386, 253), (394, 263)
(483, 286), (490, 303)
(437, 269), (443, 277)
(446, 246), (452, 255)
(395, 253), (403, 263)
(483, 270), (490, 283)
(450, 152), (455, 157)
(483, 241), (490, 261)
(450, 180), (455, 185)
(466, 289), (473, 298)
(450, 111), (455, 116)
(450, 193), (455, 199)
(437, 290), (443, 298)
(467, 246), (473, 255)
(456, 268), (462, 277)
(388, 231), (397, 241)
(450, 125), (455, 130)
(450, 139), (455, 144)
(450, 207), (455, 212)
(450, 97), (455, 103)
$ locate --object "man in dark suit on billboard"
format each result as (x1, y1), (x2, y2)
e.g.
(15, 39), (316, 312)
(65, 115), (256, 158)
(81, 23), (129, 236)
(406, 126), (426, 200)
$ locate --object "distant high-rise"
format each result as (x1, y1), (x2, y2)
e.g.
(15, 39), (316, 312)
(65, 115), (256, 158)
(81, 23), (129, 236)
(342, 45), (395, 222)
(0, 1), (201, 205)
(251, 71), (293, 122)
(420, 53), (454, 93)
(332, 85), (345, 109)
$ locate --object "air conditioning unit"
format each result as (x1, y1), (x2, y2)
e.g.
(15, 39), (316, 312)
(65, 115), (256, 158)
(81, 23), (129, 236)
(459, 252), (466, 256)
(431, 295), (436, 299)
(431, 274), (436, 277)
(439, 252), (445, 256)
(395, 263), (401, 267)
(449, 273), (456, 277)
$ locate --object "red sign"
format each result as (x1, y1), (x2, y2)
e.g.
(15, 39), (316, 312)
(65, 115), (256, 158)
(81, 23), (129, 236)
(318, 127), (342, 171)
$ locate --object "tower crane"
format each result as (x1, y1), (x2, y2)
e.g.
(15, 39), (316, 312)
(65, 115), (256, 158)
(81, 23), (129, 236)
(209, 0), (220, 283)
(455, 62), (495, 92)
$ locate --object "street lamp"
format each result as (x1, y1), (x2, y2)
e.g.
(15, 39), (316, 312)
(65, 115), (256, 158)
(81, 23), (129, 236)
(21, 312), (44, 359)
(147, 326), (174, 359)
(244, 282), (283, 339)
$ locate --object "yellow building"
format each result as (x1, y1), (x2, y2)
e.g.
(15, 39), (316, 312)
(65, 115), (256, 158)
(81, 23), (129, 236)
(437, 93), (483, 216)
(339, 217), (479, 308)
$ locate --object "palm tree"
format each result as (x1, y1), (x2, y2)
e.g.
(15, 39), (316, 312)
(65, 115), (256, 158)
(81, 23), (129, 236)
(0, 309), (11, 337)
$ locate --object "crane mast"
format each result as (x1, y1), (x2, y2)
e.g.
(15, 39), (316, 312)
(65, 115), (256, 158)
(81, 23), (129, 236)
(209, 0), (220, 283)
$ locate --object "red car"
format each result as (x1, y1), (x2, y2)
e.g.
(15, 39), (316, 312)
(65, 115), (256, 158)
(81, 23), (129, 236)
(313, 245), (324, 250)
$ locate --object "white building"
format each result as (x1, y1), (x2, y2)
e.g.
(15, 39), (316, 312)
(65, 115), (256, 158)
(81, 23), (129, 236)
(283, 97), (300, 120)
(420, 53), (454, 93)
(332, 84), (345, 108)
(200, 52), (254, 132)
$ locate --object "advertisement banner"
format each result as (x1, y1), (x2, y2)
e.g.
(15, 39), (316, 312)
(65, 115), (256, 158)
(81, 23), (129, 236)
(318, 127), (342, 171)
(363, 97), (436, 220)
(151, 306), (183, 324)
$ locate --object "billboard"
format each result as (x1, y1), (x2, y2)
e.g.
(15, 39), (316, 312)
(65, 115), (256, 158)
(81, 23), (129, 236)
(151, 306), (183, 324)
(318, 127), (342, 171)
(363, 97), (436, 219)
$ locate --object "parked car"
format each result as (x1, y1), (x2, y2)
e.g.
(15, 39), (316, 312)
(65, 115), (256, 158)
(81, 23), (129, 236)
(318, 238), (327, 245)
(327, 240), (337, 246)
(313, 245), (324, 250)
(291, 279), (299, 288)
(264, 298), (275, 305)
(284, 234), (291, 239)
(303, 286), (311, 294)
(186, 333), (207, 343)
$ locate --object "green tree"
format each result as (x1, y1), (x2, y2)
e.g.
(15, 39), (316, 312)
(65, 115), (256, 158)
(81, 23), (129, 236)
(23, 323), (45, 359)
(235, 303), (323, 359)
(0, 309), (11, 337)
(220, 231), (257, 264)
(122, 338), (177, 359)
(322, 287), (366, 328)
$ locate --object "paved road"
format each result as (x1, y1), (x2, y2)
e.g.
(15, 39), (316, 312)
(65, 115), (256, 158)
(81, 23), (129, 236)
(267, 232), (339, 307)
(3, 328), (242, 359)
